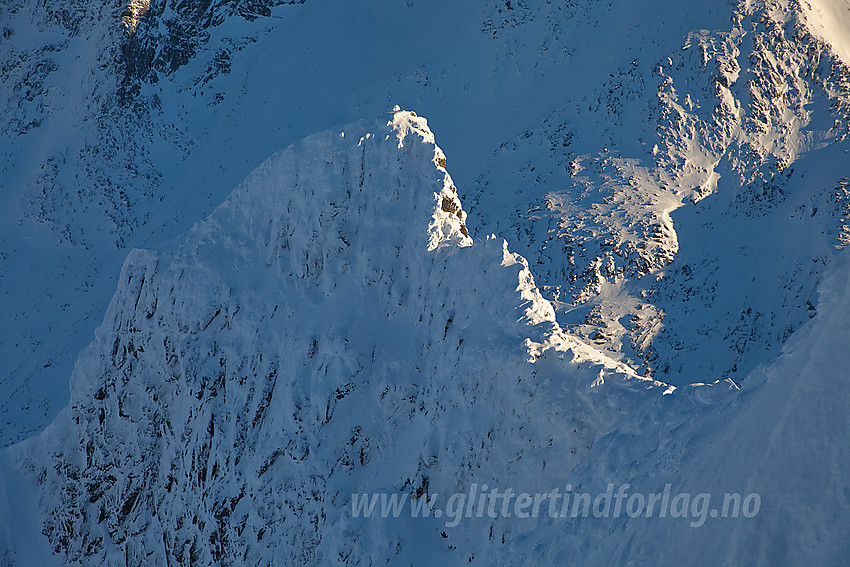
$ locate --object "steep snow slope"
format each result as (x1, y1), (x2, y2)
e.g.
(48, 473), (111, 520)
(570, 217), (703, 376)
(2, 14), (850, 567)
(475, 0), (850, 385)
(638, 0), (850, 384)
(800, 0), (850, 66)
(1, 111), (666, 565)
(3, 109), (848, 566)
(504, 247), (850, 566)
(0, 0), (771, 444)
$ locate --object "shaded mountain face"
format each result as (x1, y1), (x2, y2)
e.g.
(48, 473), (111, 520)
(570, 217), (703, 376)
(2, 0), (850, 561)
(4, 0), (850, 449)
(2, 109), (847, 567)
(3, 0), (850, 446)
(7, 111), (664, 566)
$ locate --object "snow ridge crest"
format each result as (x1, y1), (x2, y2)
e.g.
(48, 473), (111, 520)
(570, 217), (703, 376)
(7, 109), (667, 566)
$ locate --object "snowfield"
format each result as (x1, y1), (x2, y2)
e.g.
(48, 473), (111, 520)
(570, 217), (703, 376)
(1, 0), (850, 564)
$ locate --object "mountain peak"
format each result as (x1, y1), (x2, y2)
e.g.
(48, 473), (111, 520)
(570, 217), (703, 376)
(6, 111), (665, 565)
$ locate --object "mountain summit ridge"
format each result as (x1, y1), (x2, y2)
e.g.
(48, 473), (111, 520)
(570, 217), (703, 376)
(3, 109), (666, 565)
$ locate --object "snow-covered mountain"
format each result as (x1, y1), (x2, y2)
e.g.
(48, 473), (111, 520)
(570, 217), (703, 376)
(2, 110), (669, 565)
(1, 0), (849, 564)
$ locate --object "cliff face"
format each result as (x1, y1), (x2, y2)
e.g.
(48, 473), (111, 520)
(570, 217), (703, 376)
(7, 111), (661, 566)
(4, 0), (850, 446)
(3, 1), (850, 563)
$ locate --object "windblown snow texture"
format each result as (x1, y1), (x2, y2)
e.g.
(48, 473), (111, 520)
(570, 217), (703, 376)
(1, 112), (664, 566)
(4, 0), (850, 446)
(2, 0), (850, 564)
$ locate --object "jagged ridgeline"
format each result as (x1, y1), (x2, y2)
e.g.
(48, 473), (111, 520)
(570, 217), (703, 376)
(10, 110), (663, 566)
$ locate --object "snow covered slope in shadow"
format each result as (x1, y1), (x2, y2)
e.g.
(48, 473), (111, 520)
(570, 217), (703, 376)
(5, 0), (850, 445)
(528, 247), (850, 566)
(1, 110), (667, 565)
(3, 107), (848, 566)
